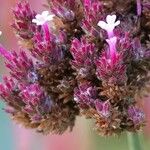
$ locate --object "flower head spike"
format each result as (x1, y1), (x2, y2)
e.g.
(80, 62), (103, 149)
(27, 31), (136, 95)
(98, 15), (120, 38)
(32, 11), (55, 26)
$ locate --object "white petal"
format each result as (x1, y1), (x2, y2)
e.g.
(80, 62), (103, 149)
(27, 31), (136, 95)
(46, 14), (55, 21)
(106, 15), (116, 24)
(97, 21), (107, 30)
(32, 19), (38, 23)
(42, 11), (49, 17)
(35, 14), (42, 19)
(32, 19), (42, 25)
(114, 20), (120, 26)
(0, 31), (2, 36)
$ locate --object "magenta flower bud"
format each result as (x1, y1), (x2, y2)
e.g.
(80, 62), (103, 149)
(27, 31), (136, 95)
(95, 100), (111, 118)
(0, 46), (34, 81)
(82, 0), (102, 37)
(70, 38), (95, 73)
(128, 106), (145, 126)
(12, 1), (38, 40)
(74, 83), (97, 108)
(32, 24), (64, 64)
(20, 84), (45, 105)
(48, 0), (75, 21)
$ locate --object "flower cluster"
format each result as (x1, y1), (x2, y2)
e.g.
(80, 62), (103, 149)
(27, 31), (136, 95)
(12, 1), (37, 40)
(82, 0), (103, 37)
(0, 0), (149, 136)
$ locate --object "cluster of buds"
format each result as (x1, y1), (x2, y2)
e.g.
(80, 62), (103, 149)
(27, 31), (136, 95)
(70, 38), (96, 79)
(0, 0), (149, 136)
(0, 47), (34, 81)
(47, 0), (84, 40)
(12, 1), (38, 40)
(47, 0), (76, 21)
(32, 23), (64, 64)
(82, 0), (103, 37)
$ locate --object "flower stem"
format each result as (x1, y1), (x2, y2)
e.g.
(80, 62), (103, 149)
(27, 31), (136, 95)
(127, 132), (142, 150)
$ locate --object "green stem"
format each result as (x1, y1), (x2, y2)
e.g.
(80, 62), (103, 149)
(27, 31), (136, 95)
(127, 132), (142, 150)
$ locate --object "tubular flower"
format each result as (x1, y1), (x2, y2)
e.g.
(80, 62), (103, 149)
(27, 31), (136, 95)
(0, 0), (149, 136)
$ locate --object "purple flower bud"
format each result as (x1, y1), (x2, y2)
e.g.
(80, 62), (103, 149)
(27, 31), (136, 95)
(128, 106), (145, 126)
(74, 83), (97, 108)
(12, 1), (38, 39)
(0, 46), (34, 81)
(70, 38), (95, 72)
(32, 24), (64, 64)
(96, 51), (126, 84)
(95, 100), (111, 118)
(82, 0), (102, 36)
(48, 0), (76, 21)
(20, 84), (45, 105)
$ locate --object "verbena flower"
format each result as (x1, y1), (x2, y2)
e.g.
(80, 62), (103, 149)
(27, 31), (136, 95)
(0, 0), (149, 136)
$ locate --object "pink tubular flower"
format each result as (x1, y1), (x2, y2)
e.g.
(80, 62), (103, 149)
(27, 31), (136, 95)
(106, 36), (117, 61)
(98, 15), (120, 38)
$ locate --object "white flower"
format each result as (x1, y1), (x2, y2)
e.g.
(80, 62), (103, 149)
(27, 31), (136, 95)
(0, 31), (2, 36)
(32, 11), (55, 26)
(97, 15), (120, 32)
